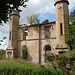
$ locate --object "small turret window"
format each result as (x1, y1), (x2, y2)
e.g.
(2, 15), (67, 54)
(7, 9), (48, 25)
(60, 23), (63, 36)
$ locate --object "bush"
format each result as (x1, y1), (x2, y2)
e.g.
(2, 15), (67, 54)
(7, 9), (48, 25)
(70, 70), (75, 75)
(21, 46), (28, 60)
(0, 49), (6, 59)
(45, 50), (75, 75)
(0, 59), (62, 75)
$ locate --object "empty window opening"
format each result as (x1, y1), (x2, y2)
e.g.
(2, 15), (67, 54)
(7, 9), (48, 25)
(9, 31), (11, 40)
(60, 23), (63, 35)
(44, 45), (51, 62)
(7, 52), (12, 59)
(59, 51), (65, 54)
(45, 27), (50, 38)
(24, 30), (28, 40)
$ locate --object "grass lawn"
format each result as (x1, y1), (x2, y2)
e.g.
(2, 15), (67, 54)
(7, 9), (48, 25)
(0, 59), (62, 75)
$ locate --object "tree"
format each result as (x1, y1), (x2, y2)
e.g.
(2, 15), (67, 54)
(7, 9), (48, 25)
(69, 9), (75, 25)
(56, 50), (75, 75)
(66, 9), (75, 50)
(0, 0), (29, 25)
(45, 50), (75, 75)
(27, 14), (40, 25)
(0, 49), (6, 59)
(45, 53), (61, 75)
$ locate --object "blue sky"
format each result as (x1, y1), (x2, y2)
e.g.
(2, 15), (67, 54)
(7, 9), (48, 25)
(0, 0), (75, 50)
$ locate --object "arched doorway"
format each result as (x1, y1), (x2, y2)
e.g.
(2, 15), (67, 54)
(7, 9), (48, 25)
(44, 45), (51, 62)
(44, 45), (51, 51)
(21, 45), (28, 60)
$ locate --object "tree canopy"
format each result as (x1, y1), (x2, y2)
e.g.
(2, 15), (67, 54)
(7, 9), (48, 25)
(27, 14), (40, 25)
(0, 0), (28, 25)
(69, 9), (75, 25)
(66, 9), (75, 50)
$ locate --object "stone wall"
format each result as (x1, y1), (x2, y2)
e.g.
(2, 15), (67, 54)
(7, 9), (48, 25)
(17, 23), (57, 64)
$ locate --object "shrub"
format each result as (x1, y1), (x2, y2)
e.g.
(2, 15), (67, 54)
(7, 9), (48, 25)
(70, 70), (75, 75)
(0, 59), (63, 75)
(45, 50), (75, 75)
(0, 49), (6, 59)
(21, 45), (28, 60)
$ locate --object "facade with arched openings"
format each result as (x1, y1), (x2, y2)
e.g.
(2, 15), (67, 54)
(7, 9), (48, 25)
(6, 0), (69, 65)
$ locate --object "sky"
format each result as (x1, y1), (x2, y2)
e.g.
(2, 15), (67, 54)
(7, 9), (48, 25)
(0, 0), (75, 50)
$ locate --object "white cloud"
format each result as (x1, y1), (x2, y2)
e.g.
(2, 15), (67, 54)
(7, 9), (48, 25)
(20, 0), (75, 24)
(0, 44), (7, 50)
(1, 39), (6, 45)
(0, 22), (9, 36)
(0, 39), (7, 50)
(20, 0), (54, 24)
(40, 15), (48, 19)
(69, 0), (75, 10)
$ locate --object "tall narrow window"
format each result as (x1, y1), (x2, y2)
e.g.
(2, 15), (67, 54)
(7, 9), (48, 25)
(24, 30), (28, 40)
(45, 27), (50, 38)
(9, 31), (11, 40)
(60, 23), (63, 35)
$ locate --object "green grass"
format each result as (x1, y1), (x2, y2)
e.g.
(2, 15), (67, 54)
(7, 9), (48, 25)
(0, 59), (62, 75)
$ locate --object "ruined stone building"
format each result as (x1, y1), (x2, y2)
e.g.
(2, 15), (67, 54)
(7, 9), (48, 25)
(6, 0), (69, 64)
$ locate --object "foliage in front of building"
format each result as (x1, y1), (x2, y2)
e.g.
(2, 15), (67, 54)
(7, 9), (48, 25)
(0, 59), (62, 75)
(0, 49), (6, 59)
(45, 50), (75, 75)
(21, 46), (28, 60)
(66, 9), (75, 50)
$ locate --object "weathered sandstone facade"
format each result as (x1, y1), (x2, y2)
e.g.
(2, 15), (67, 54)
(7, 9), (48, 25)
(6, 0), (69, 64)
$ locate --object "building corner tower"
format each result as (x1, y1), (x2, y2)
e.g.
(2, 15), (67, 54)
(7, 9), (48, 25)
(6, 10), (20, 59)
(54, 0), (69, 53)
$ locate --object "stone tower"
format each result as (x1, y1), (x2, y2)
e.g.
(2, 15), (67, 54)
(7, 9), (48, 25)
(6, 10), (20, 59)
(54, 0), (69, 51)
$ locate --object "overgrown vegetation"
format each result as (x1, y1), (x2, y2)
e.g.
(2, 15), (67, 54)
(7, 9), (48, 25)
(0, 49), (6, 59)
(45, 50), (75, 75)
(27, 14), (40, 25)
(21, 45), (28, 60)
(66, 9), (75, 50)
(0, 59), (62, 75)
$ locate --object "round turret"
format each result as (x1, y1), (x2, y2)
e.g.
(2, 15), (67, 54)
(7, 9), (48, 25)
(54, 0), (69, 6)
(10, 9), (20, 17)
(54, 0), (69, 50)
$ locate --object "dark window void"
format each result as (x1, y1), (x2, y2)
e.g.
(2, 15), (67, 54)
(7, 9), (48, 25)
(45, 45), (51, 51)
(7, 52), (12, 59)
(60, 23), (63, 36)
(59, 51), (65, 54)
(44, 45), (51, 62)
(44, 45), (51, 51)
(45, 27), (50, 38)
(9, 31), (11, 40)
